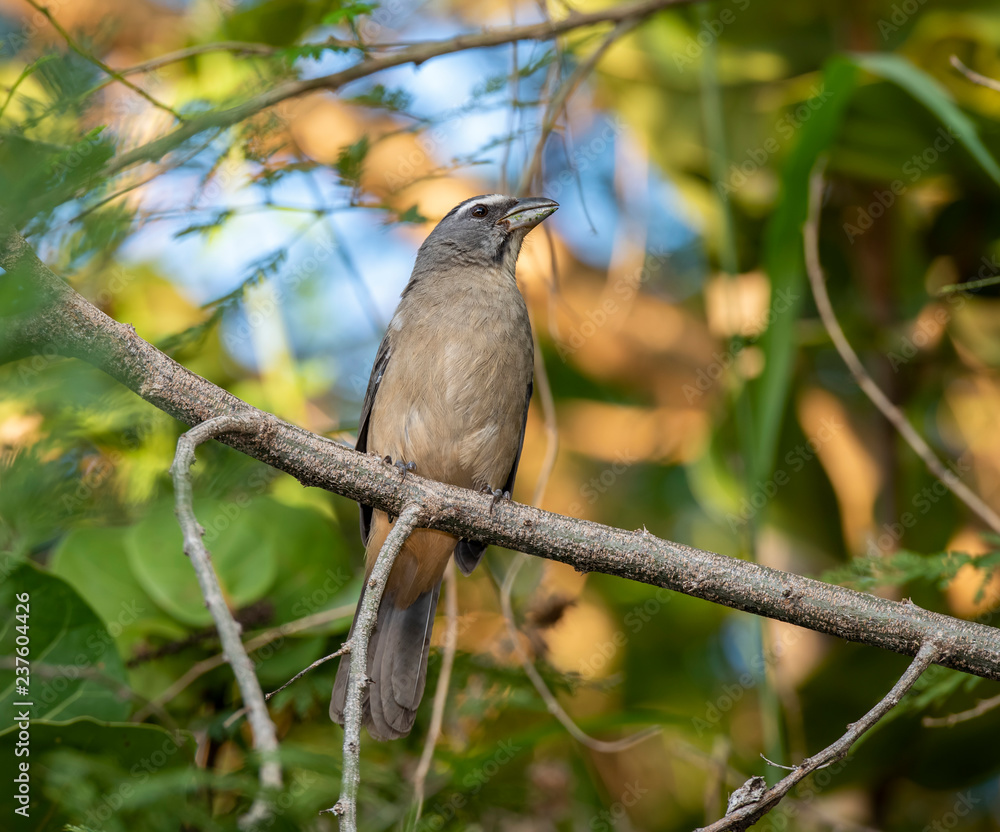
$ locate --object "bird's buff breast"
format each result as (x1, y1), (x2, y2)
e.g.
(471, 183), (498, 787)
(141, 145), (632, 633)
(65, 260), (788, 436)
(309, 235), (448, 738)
(368, 288), (532, 492)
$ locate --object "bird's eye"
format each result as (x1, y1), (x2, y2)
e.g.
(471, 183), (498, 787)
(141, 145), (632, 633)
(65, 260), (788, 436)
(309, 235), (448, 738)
(470, 204), (489, 218)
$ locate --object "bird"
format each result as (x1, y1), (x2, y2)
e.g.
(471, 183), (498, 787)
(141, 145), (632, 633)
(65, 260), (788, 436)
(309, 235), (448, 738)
(330, 193), (559, 740)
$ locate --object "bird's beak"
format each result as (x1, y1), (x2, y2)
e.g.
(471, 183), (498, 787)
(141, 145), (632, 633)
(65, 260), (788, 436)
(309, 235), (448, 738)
(497, 197), (559, 231)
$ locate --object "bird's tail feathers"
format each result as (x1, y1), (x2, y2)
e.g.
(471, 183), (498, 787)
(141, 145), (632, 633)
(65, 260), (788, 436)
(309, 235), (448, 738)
(330, 579), (441, 741)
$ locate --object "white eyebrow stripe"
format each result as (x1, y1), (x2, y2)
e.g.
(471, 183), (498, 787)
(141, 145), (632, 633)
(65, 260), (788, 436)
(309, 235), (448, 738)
(461, 194), (507, 208)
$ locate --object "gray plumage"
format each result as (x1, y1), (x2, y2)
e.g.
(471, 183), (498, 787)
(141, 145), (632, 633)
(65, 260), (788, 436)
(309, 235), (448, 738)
(330, 194), (558, 741)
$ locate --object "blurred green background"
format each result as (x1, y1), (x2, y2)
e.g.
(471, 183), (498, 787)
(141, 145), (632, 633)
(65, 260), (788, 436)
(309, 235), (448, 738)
(3, 0), (1000, 829)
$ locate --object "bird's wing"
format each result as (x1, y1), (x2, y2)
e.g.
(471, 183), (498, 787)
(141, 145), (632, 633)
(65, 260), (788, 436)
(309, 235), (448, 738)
(356, 332), (392, 546)
(454, 378), (533, 576)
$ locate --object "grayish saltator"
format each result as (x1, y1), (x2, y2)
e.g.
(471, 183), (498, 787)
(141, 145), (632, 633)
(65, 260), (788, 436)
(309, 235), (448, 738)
(330, 194), (559, 740)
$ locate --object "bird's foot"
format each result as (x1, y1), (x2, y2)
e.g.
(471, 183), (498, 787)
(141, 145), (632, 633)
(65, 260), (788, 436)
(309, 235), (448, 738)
(481, 485), (511, 515)
(383, 456), (416, 480)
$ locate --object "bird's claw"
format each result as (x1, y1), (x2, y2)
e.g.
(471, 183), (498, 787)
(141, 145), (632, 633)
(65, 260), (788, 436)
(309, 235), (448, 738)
(482, 486), (511, 515)
(383, 456), (416, 480)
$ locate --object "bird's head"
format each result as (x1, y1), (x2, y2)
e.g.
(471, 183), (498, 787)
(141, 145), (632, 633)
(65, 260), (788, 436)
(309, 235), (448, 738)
(414, 194), (559, 277)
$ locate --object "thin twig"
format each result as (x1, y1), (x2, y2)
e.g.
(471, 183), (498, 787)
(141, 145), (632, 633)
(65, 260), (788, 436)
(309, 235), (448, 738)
(704, 735), (731, 822)
(517, 18), (639, 195)
(935, 273), (1000, 296)
(223, 641), (355, 730)
(170, 414), (282, 829)
(411, 560), (458, 823)
(804, 162), (1000, 536)
(131, 600), (355, 723)
(922, 690), (1000, 728)
(498, 563), (661, 753)
(63, 130), (224, 229)
(21, 0), (183, 120)
(116, 41), (279, 76)
(950, 55), (1000, 94)
(677, 741), (885, 832)
(697, 639), (942, 832)
(267, 642), (351, 702)
(323, 503), (423, 829)
(495, 304), (658, 754)
(83, 0), (692, 188)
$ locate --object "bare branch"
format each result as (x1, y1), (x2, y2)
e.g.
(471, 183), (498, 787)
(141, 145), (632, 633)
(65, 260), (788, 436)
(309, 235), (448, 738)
(324, 503), (423, 829)
(950, 55), (1000, 94)
(22, 0), (182, 120)
(804, 162), (1000, 536)
(116, 41), (280, 76)
(265, 643), (351, 703)
(517, 17), (640, 195)
(169, 414), (282, 829)
(698, 639), (942, 832)
(4, 228), (1000, 686)
(78, 0), (695, 191)
(922, 690), (1000, 728)
(131, 602), (354, 723)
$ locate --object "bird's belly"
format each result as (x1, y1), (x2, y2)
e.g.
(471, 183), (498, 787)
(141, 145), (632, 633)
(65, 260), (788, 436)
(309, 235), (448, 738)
(369, 330), (530, 491)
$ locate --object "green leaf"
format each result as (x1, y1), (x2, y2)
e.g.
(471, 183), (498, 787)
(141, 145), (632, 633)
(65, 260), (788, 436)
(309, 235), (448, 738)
(753, 57), (860, 480)
(397, 204), (427, 224)
(0, 717), (196, 827)
(0, 562), (130, 724)
(823, 549), (1000, 594)
(322, 1), (377, 26)
(50, 526), (184, 653)
(853, 52), (1000, 188)
(125, 497), (279, 627)
(278, 42), (351, 63)
(348, 84), (412, 112)
(335, 135), (369, 186)
(262, 500), (355, 625)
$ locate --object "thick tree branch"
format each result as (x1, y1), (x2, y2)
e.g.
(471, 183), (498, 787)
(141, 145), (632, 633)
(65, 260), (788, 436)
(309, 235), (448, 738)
(4, 230), (1000, 686)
